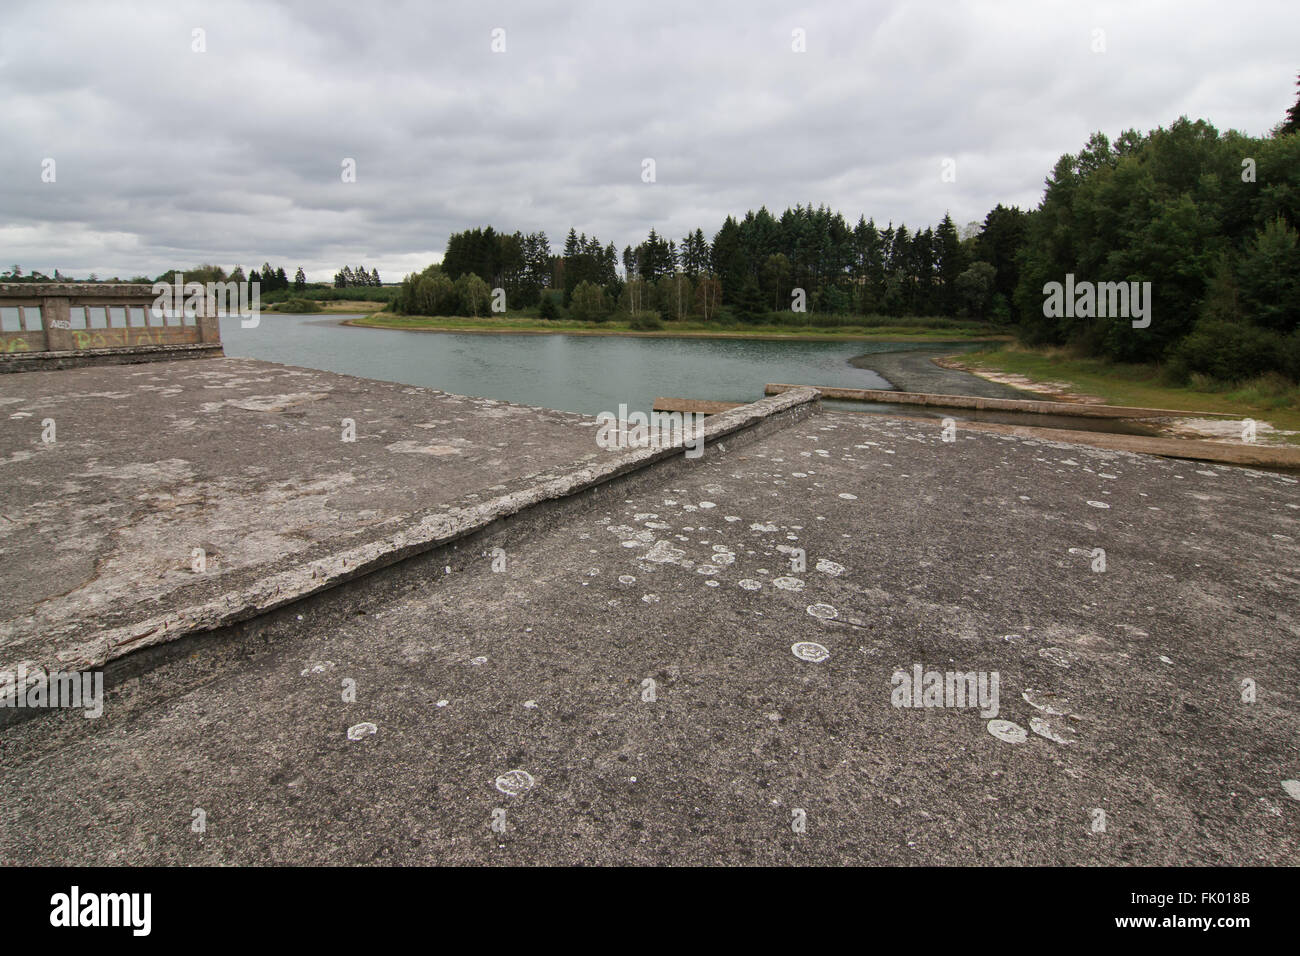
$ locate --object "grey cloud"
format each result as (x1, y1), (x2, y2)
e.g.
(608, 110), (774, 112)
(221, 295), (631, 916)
(1, 0), (1296, 280)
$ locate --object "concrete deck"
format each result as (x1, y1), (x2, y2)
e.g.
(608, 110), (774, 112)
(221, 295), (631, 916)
(1, 370), (1297, 864)
(0, 358), (614, 677)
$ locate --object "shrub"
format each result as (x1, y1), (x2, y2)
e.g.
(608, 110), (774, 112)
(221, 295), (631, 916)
(627, 311), (663, 331)
(272, 298), (322, 313)
(1173, 318), (1288, 383)
(570, 281), (612, 323)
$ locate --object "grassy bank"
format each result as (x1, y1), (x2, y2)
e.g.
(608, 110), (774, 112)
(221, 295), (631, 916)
(953, 344), (1300, 438)
(347, 312), (1011, 342)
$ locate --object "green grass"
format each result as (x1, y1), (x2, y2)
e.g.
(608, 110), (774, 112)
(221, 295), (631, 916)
(956, 344), (1300, 439)
(348, 311), (1010, 342)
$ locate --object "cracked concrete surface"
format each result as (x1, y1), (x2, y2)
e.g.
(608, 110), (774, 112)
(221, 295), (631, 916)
(1, 384), (1296, 864)
(0, 357), (617, 677)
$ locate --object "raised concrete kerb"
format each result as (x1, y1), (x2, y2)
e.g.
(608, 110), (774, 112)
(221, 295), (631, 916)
(41, 386), (823, 676)
(765, 382), (1241, 420)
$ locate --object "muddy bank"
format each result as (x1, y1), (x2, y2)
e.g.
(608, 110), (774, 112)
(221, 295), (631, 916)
(849, 344), (1029, 399)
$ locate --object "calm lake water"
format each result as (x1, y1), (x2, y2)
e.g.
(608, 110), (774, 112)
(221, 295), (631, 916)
(220, 313), (922, 417)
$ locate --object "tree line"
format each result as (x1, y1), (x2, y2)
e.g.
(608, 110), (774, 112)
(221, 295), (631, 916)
(392, 75), (1300, 381)
(334, 265), (383, 288)
(1015, 104), (1300, 382)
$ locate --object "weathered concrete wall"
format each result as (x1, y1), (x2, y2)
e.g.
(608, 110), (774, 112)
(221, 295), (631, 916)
(0, 342), (223, 372)
(0, 282), (222, 370)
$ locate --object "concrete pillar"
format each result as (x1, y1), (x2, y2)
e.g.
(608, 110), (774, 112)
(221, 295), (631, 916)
(42, 297), (72, 351)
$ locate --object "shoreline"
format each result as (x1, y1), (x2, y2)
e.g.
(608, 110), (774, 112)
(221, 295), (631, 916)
(340, 314), (1011, 344)
(943, 352), (1300, 447)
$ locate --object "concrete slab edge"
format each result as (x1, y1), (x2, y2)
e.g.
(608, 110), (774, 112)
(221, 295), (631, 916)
(0, 343), (224, 373)
(765, 382), (1241, 420)
(0, 386), (822, 710)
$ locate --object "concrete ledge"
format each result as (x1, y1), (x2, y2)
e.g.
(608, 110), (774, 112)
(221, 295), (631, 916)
(3, 386), (820, 715)
(0, 342), (224, 372)
(765, 382), (1239, 420)
(652, 397), (745, 415)
(874, 410), (1300, 468)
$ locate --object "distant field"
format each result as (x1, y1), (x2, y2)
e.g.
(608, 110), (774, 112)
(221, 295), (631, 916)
(313, 300), (388, 313)
(348, 312), (1011, 342)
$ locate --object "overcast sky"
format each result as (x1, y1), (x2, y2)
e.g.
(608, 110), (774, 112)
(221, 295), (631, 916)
(2, 0), (1296, 282)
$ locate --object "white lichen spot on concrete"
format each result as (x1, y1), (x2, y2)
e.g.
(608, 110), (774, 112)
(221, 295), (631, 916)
(773, 577), (804, 591)
(347, 722), (378, 741)
(987, 719), (1027, 744)
(1022, 688), (1068, 715)
(494, 769), (535, 796)
(1282, 780), (1300, 802)
(1029, 716), (1075, 745)
(807, 603), (837, 620)
(815, 559), (845, 576)
(1086, 500), (1110, 509)
(641, 540), (687, 565)
(791, 641), (830, 662)
(1039, 647), (1074, 668)
(384, 440), (463, 456)
(738, 579), (762, 590)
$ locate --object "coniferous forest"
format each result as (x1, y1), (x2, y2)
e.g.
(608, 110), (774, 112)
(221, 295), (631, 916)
(392, 77), (1300, 385)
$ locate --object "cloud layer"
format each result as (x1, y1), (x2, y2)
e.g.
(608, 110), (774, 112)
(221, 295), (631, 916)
(2, 0), (1296, 280)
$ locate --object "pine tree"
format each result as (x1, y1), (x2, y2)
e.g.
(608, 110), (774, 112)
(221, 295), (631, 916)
(294, 267), (306, 291)
(1281, 73), (1300, 136)
(935, 213), (966, 316)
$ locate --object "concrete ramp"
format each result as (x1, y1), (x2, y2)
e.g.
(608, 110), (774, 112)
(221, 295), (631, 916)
(0, 358), (818, 704)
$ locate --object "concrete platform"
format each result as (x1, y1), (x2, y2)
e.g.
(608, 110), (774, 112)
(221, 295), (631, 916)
(0, 357), (616, 678)
(1, 391), (1296, 865)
